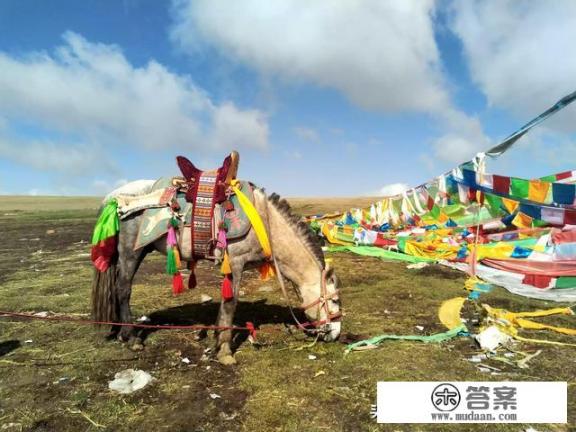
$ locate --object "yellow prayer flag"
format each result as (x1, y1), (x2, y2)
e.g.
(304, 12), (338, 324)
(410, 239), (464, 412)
(511, 212), (533, 228)
(502, 197), (519, 213)
(528, 180), (550, 203)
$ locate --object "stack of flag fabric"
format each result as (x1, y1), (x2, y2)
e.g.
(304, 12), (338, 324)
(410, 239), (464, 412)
(310, 91), (576, 301)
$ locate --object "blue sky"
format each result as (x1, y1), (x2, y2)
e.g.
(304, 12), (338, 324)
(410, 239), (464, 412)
(0, 0), (575, 197)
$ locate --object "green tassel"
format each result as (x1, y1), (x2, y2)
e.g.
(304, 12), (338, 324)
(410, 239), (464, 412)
(166, 247), (178, 275)
(170, 216), (179, 228)
(91, 199), (119, 245)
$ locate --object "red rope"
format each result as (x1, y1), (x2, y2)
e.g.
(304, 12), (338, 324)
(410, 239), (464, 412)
(0, 310), (341, 338)
(0, 311), (257, 340)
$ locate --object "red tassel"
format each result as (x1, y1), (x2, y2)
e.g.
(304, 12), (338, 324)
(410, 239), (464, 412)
(91, 236), (117, 272)
(172, 272), (185, 296)
(221, 275), (234, 301)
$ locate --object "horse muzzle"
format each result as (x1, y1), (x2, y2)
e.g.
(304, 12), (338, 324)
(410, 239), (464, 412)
(319, 321), (341, 342)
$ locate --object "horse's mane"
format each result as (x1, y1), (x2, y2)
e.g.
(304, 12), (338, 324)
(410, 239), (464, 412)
(266, 192), (325, 268)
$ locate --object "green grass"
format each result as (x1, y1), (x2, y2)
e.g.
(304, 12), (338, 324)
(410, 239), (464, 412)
(0, 196), (102, 212)
(0, 197), (574, 431)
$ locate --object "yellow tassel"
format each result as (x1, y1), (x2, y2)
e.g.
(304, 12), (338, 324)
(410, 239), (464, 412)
(220, 252), (231, 275)
(173, 247), (181, 268)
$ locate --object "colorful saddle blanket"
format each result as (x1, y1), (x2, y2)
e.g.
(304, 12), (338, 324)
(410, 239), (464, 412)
(132, 178), (253, 252)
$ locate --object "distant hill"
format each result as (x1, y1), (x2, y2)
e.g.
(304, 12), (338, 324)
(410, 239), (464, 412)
(0, 196), (102, 211)
(0, 195), (382, 215)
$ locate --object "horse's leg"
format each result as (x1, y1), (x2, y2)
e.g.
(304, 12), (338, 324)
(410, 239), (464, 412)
(116, 223), (148, 350)
(215, 268), (242, 365)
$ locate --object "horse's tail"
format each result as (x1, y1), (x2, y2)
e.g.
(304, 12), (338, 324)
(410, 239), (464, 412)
(91, 202), (120, 324)
(91, 259), (118, 324)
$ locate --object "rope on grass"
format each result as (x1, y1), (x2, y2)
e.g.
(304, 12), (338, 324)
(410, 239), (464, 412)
(0, 310), (258, 340)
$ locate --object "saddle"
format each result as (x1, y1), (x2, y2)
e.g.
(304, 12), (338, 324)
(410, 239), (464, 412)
(176, 151), (239, 202)
(176, 151), (240, 259)
(114, 151), (250, 293)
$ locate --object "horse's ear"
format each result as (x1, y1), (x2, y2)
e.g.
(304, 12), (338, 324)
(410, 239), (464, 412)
(325, 261), (334, 277)
(325, 265), (338, 288)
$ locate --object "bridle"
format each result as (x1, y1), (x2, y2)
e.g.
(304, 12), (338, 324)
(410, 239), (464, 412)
(272, 252), (342, 334)
(300, 267), (342, 327)
(253, 191), (341, 335)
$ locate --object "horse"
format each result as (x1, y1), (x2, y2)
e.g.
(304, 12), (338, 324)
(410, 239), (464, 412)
(91, 182), (341, 365)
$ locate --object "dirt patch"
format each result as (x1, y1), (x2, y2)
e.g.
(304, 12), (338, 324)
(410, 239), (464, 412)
(414, 264), (464, 280)
(2, 202), (576, 431)
(0, 212), (93, 284)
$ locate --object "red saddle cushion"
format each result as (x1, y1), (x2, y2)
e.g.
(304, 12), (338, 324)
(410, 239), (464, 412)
(176, 154), (233, 203)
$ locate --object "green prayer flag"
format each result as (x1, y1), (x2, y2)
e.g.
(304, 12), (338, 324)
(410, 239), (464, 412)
(397, 237), (407, 252)
(540, 174), (557, 183)
(555, 277), (576, 289)
(484, 193), (503, 217)
(510, 177), (530, 199)
(327, 245), (434, 263)
(345, 324), (467, 352)
(428, 204), (441, 220)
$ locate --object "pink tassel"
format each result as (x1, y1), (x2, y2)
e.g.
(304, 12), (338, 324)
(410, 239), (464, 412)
(167, 225), (177, 247)
(217, 228), (227, 249)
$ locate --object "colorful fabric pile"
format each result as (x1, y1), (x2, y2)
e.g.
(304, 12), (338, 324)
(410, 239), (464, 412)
(310, 90), (576, 302)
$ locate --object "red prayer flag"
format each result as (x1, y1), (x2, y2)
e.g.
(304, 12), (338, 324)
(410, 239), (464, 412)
(564, 209), (576, 225)
(556, 171), (572, 181)
(492, 175), (511, 195)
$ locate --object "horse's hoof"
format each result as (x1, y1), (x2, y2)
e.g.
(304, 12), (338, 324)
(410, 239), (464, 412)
(194, 329), (208, 341)
(117, 333), (129, 343)
(129, 342), (144, 352)
(217, 354), (237, 366)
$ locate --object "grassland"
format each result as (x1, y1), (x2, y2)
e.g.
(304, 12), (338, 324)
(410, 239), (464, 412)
(0, 195), (574, 431)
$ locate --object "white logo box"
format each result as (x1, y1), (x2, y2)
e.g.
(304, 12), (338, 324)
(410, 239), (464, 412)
(377, 381), (567, 424)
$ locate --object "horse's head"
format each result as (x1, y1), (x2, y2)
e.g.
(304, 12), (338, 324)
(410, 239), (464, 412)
(299, 266), (341, 342)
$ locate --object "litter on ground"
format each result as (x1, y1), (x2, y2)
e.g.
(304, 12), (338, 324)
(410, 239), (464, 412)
(108, 369), (154, 394)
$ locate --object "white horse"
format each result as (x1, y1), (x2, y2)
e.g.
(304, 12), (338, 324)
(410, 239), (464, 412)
(92, 182), (341, 365)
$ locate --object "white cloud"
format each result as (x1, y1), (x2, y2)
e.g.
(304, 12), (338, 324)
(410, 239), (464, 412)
(0, 134), (115, 175)
(210, 103), (268, 149)
(171, 0), (449, 113)
(90, 178), (131, 196)
(379, 183), (409, 197)
(431, 108), (491, 163)
(293, 126), (320, 143)
(489, 128), (576, 175)
(0, 32), (269, 174)
(450, 0), (576, 131)
(283, 149), (302, 160)
(171, 0), (493, 166)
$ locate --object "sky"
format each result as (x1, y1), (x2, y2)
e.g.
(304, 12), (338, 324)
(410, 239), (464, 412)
(0, 0), (575, 197)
